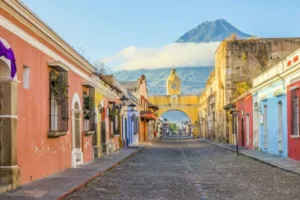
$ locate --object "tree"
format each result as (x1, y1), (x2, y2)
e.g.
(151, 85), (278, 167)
(94, 61), (111, 75)
(169, 123), (178, 133)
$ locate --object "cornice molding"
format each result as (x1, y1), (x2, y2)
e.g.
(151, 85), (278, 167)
(2, 0), (95, 73)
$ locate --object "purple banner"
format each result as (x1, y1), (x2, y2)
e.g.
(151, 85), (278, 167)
(0, 40), (17, 79)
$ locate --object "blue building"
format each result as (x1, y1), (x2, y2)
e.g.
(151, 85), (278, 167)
(122, 91), (140, 147)
(252, 72), (287, 157)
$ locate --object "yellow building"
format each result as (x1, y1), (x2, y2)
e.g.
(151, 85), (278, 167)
(149, 69), (200, 137)
(94, 88), (104, 158)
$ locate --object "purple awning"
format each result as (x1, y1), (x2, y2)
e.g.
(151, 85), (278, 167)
(0, 40), (17, 79)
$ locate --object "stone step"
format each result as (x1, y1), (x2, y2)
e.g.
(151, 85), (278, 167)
(0, 183), (12, 193)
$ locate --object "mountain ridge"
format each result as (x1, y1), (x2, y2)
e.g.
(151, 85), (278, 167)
(113, 67), (214, 95)
(176, 19), (252, 43)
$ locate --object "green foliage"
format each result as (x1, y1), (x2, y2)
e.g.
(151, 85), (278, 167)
(169, 123), (178, 133)
(83, 95), (95, 119)
(236, 82), (251, 96)
(114, 129), (119, 135)
(109, 108), (118, 120)
(50, 72), (69, 104)
(241, 52), (247, 61)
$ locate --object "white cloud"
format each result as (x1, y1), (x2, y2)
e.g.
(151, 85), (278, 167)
(100, 42), (220, 70)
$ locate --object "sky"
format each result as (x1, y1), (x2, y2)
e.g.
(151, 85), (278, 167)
(22, 0), (300, 71)
(161, 110), (190, 123)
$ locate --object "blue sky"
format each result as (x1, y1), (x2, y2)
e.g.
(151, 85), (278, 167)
(22, 0), (300, 69)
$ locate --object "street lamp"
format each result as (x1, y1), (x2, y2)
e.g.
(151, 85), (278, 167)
(119, 95), (129, 106)
(127, 103), (136, 109)
(223, 103), (239, 156)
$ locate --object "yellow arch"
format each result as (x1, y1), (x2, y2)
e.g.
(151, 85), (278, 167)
(149, 95), (200, 137)
(157, 106), (198, 123)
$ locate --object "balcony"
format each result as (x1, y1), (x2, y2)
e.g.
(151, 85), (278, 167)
(140, 110), (157, 120)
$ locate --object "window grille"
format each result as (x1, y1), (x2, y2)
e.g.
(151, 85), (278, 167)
(49, 69), (68, 132)
(83, 87), (96, 131)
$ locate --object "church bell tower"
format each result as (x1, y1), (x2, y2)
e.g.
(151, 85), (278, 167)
(166, 68), (181, 95)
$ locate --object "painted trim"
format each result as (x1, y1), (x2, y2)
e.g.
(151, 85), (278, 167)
(0, 78), (20, 83)
(0, 165), (19, 168)
(291, 135), (300, 139)
(260, 95), (268, 101)
(289, 77), (300, 85)
(273, 89), (284, 97)
(48, 60), (70, 71)
(2, 1), (95, 72)
(0, 115), (17, 119)
(72, 93), (82, 111)
(290, 85), (300, 91)
(0, 16), (91, 81)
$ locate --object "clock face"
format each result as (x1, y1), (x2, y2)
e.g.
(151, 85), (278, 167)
(171, 84), (176, 89)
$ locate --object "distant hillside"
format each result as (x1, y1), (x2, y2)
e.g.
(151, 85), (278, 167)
(176, 19), (252, 43)
(113, 19), (252, 96)
(113, 67), (214, 95)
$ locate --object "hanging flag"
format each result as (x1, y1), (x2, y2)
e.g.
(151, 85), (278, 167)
(0, 39), (17, 79)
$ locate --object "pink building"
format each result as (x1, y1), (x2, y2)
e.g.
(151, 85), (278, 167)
(0, 1), (95, 190)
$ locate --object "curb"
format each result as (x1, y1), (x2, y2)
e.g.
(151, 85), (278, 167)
(202, 139), (300, 176)
(57, 145), (145, 200)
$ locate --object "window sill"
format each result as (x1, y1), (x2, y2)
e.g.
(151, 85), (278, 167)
(291, 135), (300, 139)
(48, 131), (67, 138)
(84, 130), (95, 136)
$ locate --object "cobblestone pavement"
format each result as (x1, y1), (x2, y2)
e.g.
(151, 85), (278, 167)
(65, 139), (300, 200)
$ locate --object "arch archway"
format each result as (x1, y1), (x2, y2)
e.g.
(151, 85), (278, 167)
(160, 109), (191, 122)
(157, 108), (197, 124)
(71, 93), (83, 167)
(0, 38), (20, 189)
(160, 109), (193, 136)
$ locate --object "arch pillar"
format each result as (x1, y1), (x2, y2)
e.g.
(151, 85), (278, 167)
(71, 93), (83, 167)
(0, 37), (20, 190)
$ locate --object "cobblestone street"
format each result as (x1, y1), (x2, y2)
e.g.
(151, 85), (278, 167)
(65, 139), (300, 200)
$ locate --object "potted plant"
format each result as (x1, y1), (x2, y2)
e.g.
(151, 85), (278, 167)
(50, 72), (69, 104)
(109, 108), (118, 120)
(83, 95), (95, 136)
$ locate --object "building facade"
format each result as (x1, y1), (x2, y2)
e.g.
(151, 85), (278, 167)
(0, 1), (157, 192)
(0, 0), (97, 189)
(200, 38), (300, 144)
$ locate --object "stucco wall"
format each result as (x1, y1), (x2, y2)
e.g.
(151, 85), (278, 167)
(1, 17), (93, 184)
(214, 38), (300, 143)
(258, 81), (287, 157)
(236, 94), (253, 149)
(287, 81), (300, 160)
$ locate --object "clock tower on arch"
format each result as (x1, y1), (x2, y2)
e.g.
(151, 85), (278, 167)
(166, 68), (181, 95)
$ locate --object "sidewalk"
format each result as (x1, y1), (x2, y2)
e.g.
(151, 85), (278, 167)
(203, 139), (300, 175)
(0, 145), (144, 200)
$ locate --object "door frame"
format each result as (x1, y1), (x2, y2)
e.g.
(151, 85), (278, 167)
(71, 93), (83, 167)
